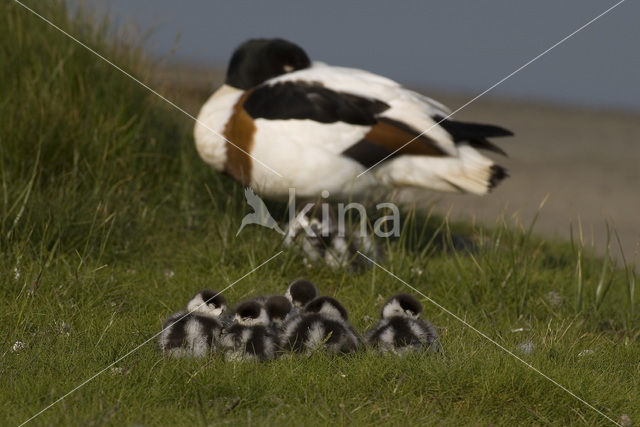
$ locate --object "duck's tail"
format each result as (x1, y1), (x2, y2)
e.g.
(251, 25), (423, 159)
(376, 143), (508, 195)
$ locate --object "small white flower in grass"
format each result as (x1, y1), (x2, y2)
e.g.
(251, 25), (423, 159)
(57, 321), (71, 336)
(302, 258), (313, 269)
(577, 349), (594, 357)
(411, 267), (424, 276)
(13, 267), (20, 280)
(362, 315), (375, 324)
(164, 269), (175, 279)
(545, 291), (563, 307)
(511, 327), (527, 333)
(516, 341), (534, 355)
(109, 367), (124, 376)
(619, 414), (632, 426)
(12, 341), (25, 352)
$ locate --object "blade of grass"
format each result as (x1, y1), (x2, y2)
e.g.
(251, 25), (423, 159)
(575, 249), (583, 312)
(613, 228), (636, 319)
(595, 222), (612, 309)
(6, 142), (41, 240)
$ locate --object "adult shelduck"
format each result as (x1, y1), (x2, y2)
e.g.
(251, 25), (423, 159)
(195, 38), (512, 200)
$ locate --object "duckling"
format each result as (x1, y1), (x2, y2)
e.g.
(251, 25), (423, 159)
(220, 300), (279, 361)
(365, 294), (439, 355)
(284, 278), (318, 312)
(281, 296), (359, 355)
(305, 295), (363, 341)
(158, 290), (227, 357)
(264, 295), (293, 331)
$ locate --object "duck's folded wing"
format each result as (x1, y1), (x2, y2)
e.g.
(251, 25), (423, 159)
(242, 80), (456, 168)
(271, 62), (453, 118)
(269, 63), (513, 154)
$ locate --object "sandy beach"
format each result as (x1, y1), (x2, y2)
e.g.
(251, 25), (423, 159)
(430, 92), (639, 267)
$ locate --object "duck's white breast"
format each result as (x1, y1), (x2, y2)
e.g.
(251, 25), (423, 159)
(249, 118), (376, 199)
(194, 84), (244, 171)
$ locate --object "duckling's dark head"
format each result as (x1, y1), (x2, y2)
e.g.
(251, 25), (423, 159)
(265, 295), (292, 323)
(225, 38), (311, 90)
(234, 300), (268, 326)
(304, 296), (348, 321)
(187, 290), (227, 318)
(286, 278), (318, 308)
(382, 294), (422, 319)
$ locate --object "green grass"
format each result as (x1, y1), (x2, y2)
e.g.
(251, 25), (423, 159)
(1, 2), (639, 425)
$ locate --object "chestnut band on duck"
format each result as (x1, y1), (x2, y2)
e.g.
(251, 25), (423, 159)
(223, 90), (256, 185)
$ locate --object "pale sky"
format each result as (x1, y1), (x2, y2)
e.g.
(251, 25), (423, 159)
(83, 0), (639, 111)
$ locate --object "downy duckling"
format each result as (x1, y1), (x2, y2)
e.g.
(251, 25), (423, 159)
(365, 294), (438, 355)
(220, 300), (279, 361)
(281, 296), (359, 355)
(158, 290), (227, 357)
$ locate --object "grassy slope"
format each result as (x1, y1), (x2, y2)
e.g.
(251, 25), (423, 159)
(1, 2), (638, 425)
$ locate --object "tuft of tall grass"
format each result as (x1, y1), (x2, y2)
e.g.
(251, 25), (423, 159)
(0, 1), (239, 266)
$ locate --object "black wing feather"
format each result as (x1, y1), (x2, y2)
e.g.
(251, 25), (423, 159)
(243, 81), (389, 125)
(434, 115), (513, 140)
(434, 115), (513, 156)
